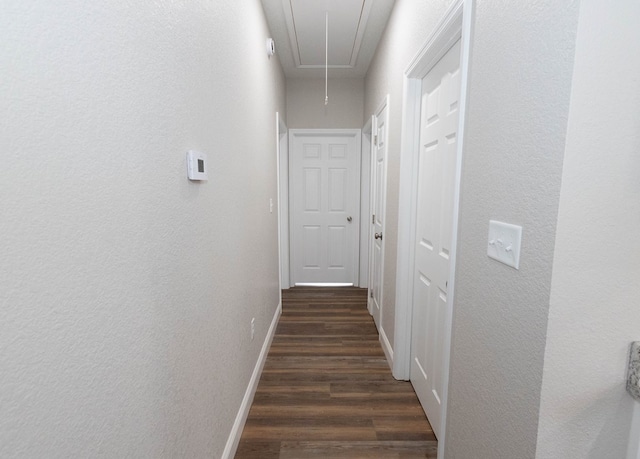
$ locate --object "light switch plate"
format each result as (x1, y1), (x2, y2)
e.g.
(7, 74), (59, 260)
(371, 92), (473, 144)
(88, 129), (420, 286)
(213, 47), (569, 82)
(487, 220), (522, 269)
(627, 342), (640, 401)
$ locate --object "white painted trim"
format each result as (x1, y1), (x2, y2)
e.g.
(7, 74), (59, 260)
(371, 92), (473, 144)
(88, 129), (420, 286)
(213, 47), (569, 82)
(222, 302), (282, 459)
(276, 113), (290, 288)
(359, 120), (372, 289)
(436, 5), (473, 456)
(379, 325), (394, 368)
(392, 1), (473, 457)
(404, 3), (464, 81)
(365, 114), (375, 316)
(371, 96), (390, 365)
(627, 401), (640, 459)
(288, 129), (362, 287)
(393, 77), (420, 380)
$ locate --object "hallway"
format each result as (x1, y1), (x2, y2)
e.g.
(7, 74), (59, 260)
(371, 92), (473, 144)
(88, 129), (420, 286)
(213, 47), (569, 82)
(3, 1), (639, 457)
(235, 287), (437, 458)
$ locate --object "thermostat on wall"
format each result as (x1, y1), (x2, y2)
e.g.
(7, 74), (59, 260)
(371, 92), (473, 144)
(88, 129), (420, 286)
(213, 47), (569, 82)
(186, 150), (208, 181)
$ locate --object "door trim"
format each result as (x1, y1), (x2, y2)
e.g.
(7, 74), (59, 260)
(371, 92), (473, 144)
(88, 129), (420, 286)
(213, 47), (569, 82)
(369, 96), (391, 363)
(359, 118), (373, 290)
(393, 0), (473, 455)
(276, 112), (289, 289)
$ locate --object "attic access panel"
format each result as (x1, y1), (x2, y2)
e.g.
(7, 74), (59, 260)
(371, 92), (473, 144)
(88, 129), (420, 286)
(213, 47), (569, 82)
(283, 0), (373, 68)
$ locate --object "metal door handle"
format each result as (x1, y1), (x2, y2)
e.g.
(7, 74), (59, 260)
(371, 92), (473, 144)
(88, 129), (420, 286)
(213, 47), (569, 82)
(374, 232), (383, 240)
(347, 216), (352, 222)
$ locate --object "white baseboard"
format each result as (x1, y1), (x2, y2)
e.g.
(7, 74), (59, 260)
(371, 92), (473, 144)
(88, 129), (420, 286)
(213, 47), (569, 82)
(379, 326), (394, 372)
(222, 303), (281, 459)
(627, 401), (640, 459)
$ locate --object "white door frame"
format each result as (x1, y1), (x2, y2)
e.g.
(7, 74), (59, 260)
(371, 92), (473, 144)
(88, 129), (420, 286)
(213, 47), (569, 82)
(368, 96), (391, 360)
(393, 0), (473, 456)
(360, 118), (373, 290)
(276, 112), (290, 289)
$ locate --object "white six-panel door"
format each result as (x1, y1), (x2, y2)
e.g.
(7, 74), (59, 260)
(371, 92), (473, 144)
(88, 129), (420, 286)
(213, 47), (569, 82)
(369, 101), (388, 331)
(289, 130), (361, 286)
(410, 39), (461, 439)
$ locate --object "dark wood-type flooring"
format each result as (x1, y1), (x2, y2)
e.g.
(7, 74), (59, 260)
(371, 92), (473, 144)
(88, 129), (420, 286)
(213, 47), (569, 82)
(235, 287), (437, 458)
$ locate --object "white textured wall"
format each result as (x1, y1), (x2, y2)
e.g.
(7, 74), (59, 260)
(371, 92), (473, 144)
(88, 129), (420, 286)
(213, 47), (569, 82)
(364, 0), (453, 360)
(286, 78), (364, 129)
(536, 1), (640, 457)
(445, 1), (579, 457)
(0, 1), (285, 457)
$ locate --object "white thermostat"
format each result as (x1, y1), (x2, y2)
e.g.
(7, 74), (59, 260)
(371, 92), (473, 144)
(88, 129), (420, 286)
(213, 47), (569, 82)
(186, 150), (208, 181)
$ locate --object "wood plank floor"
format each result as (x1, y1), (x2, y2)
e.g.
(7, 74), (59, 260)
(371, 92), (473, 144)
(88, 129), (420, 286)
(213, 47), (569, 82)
(235, 287), (437, 458)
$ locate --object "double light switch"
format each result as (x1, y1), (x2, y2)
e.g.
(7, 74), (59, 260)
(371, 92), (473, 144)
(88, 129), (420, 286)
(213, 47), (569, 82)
(487, 220), (523, 269)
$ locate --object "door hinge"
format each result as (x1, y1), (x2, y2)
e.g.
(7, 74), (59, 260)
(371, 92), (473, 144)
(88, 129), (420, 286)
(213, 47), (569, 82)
(372, 214), (375, 224)
(370, 290), (374, 298)
(374, 135), (378, 146)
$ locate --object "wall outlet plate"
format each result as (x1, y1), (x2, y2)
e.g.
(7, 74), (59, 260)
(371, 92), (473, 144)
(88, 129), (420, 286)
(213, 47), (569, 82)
(627, 342), (640, 401)
(487, 220), (523, 269)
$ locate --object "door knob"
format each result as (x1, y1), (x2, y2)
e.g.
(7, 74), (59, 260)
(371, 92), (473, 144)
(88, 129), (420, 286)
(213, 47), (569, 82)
(347, 216), (352, 222)
(374, 232), (383, 240)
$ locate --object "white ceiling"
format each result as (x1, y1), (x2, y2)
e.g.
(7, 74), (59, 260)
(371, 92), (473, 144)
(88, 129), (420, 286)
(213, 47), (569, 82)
(261, 0), (396, 79)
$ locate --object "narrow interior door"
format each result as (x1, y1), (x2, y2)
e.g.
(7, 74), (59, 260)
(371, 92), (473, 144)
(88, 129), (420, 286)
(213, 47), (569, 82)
(409, 39), (462, 439)
(369, 106), (387, 329)
(289, 131), (361, 286)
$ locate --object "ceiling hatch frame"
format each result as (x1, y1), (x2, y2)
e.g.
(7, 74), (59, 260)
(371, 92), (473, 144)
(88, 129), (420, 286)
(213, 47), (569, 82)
(282, 0), (374, 69)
